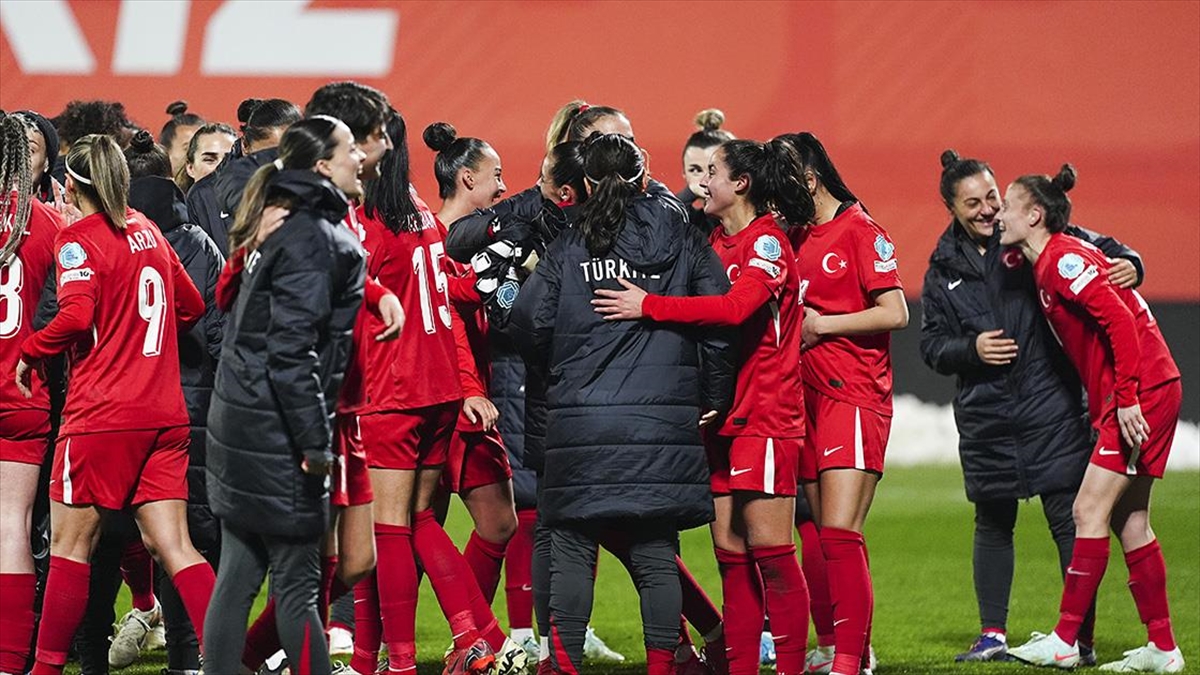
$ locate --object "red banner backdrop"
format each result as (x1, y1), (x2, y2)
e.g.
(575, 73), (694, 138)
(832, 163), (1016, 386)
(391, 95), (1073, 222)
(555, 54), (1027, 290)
(3, 0), (1197, 299)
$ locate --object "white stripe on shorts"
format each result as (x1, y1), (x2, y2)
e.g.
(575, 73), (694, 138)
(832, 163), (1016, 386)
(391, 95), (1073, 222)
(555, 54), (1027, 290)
(764, 438), (776, 495)
(62, 438), (73, 505)
(854, 407), (865, 471)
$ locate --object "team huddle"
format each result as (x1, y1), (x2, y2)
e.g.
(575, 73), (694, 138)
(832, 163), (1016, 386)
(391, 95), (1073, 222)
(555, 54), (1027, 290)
(0, 81), (1185, 675)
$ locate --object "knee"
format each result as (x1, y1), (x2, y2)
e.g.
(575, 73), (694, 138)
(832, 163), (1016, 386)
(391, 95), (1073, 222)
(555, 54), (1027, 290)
(0, 511), (32, 552)
(338, 548), (376, 587)
(480, 513), (518, 544)
(1117, 513), (1154, 550)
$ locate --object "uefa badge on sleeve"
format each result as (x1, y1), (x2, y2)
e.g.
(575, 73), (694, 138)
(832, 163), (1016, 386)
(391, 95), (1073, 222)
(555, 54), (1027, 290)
(753, 235), (782, 262)
(873, 234), (897, 273)
(1057, 253), (1085, 279)
(58, 242), (87, 269)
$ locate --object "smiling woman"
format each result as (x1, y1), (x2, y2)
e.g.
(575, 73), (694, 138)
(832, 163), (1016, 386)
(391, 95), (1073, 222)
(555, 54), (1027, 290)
(175, 122), (236, 194)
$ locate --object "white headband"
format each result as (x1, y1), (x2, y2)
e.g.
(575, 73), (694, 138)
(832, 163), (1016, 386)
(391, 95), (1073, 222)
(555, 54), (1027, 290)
(65, 160), (93, 186)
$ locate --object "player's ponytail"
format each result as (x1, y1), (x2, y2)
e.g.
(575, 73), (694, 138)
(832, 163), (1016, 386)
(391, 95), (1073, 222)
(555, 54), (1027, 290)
(576, 133), (644, 258)
(423, 122), (491, 200)
(1, 113), (34, 265)
(365, 110), (422, 235)
(1014, 164), (1076, 234)
(66, 134), (129, 230)
(777, 131), (860, 208)
(719, 139), (815, 229)
(682, 108), (735, 160)
(230, 117), (340, 252)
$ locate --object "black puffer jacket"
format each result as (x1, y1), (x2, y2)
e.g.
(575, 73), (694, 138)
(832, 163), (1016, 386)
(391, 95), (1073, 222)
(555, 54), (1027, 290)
(207, 171), (365, 538)
(129, 177), (224, 511)
(489, 332), (537, 509)
(920, 222), (1143, 501)
(508, 190), (735, 529)
(186, 171), (230, 257)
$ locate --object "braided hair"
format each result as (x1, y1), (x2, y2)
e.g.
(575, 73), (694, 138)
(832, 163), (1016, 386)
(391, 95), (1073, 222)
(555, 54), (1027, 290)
(1, 113), (34, 265)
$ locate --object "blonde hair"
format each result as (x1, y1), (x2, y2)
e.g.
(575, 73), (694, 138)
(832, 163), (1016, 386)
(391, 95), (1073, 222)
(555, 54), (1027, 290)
(66, 134), (129, 229)
(544, 100), (587, 153)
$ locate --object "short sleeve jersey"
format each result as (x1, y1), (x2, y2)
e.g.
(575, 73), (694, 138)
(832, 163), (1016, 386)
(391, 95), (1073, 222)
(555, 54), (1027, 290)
(48, 210), (190, 434)
(357, 203), (463, 413)
(711, 214), (804, 438)
(1, 196), (63, 413)
(1034, 233), (1179, 426)
(791, 203), (902, 415)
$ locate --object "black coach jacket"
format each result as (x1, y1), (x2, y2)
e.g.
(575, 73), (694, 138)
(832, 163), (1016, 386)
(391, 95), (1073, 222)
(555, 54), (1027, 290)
(207, 171), (365, 538)
(508, 189), (735, 529)
(919, 222), (1143, 501)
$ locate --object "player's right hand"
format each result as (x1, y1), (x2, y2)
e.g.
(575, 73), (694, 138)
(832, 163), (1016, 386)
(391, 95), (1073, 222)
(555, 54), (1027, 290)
(15, 358), (34, 399)
(975, 329), (1019, 365)
(375, 293), (404, 341)
(463, 396), (499, 431)
(1117, 403), (1151, 451)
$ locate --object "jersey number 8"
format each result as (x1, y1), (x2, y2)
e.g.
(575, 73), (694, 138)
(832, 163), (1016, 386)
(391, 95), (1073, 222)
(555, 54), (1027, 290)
(0, 256), (23, 339)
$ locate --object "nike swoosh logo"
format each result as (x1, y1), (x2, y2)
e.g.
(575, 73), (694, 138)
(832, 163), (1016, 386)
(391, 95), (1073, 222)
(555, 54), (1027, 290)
(1066, 568), (1090, 576)
(1098, 448), (1120, 456)
(730, 467), (753, 476)
(833, 618), (848, 626)
(520, 584), (533, 592)
(949, 279), (963, 290)
(219, 211), (230, 219)
(811, 660), (834, 670)
(823, 445), (844, 457)
(1054, 652), (1075, 662)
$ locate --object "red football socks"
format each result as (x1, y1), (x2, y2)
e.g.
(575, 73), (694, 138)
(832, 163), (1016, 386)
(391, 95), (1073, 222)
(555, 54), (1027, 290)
(464, 530), (509, 603)
(820, 528), (871, 675)
(753, 544), (810, 675)
(31, 556), (90, 674)
(647, 647), (675, 675)
(376, 522), (419, 671)
(504, 509), (536, 632)
(170, 561), (215, 649)
(797, 520), (835, 645)
(715, 547), (764, 675)
(1126, 539), (1176, 651)
(120, 541), (157, 611)
(412, 509), (484, 649)
(1055, 536), (1109, 645)
(0, 572), (36, 672)
(351, 572), (383, 675)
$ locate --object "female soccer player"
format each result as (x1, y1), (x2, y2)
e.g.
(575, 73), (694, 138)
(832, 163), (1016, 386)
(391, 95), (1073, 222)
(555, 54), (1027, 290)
(512, 132), (734, 675)
(1000, 166), (1184, 673)
(203, 116), (366, 675)
(677, 109), (733, 235)
(176, 123), (237, 194)
(921, 150), (1143, 663)
(159, 101), (205, 179)
(593, 137), (812, 675)
(16, 133), (211, 675)
(0, 112), (65, 675)
(781, 131), (907, 675)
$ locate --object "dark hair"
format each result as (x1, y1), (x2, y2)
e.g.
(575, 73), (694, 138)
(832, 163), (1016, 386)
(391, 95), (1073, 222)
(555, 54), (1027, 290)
(682, 108), (734, 158)
(938, 149), (994, 207)
(65, 134), (130, 229)
(159, 100), (204, 150)
(11, 110), (57, 200)
(176, 122), (237, 191)
(55, 100), (132, 146)
(230, 118), (342, 252)
(124, 129), (172, 179)
(364, 110), (422, 235)
(719, 138), (815, 228)
(576, 133), (645, 257)
(305, 81), (389, 142)
(1014, 165), (1076, 234)
(240, 98), (301, 151)
(778, 132), (859, 206)
(547, 141), (587, 203)
(565, 104), (628, 143)
(1, 113), (33, 265)
(422, 122), (491, 200)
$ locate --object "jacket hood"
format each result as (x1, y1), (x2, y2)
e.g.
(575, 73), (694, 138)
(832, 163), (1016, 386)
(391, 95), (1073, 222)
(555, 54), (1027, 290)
(607, 191), (689, 274)
(129, 176), (190, 232)
(268, 170), (349, 224)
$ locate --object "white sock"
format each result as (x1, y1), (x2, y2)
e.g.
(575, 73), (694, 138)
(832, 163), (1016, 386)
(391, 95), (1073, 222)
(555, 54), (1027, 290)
(512, 628), (535, 643)
(539, 636), (550, 661)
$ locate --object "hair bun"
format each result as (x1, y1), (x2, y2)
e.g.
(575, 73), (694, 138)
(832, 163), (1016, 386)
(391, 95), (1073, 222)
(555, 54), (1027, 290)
(940, 149), (961, 169)
(130, 129), (156, 152)
(694, 108), (725, 132)
(165, 100), (189, 116)
(1052, 164), (1077, 192)
(237, 98), (265, 124)
(423, 121), (457, 153)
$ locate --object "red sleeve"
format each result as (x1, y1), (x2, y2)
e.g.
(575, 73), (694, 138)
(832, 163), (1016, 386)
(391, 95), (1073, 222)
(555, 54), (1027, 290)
(21, 294), (95, 361)
(363, 276), (389, 319)
(1057, 255), (1142, 407)
(216, 247), (245, 312)
(856, 227), (903, 294)
(452, 311), (487, 400)
(643, 271), (773, 326)
(448, 270), (481, 308)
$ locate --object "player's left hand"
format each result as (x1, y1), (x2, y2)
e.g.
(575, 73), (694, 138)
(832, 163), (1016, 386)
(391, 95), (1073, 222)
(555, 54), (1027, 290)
(1117, 403), (1151, 451)
(463, 396), (499, 431)
(802, 307), (824, 350)
(1106, 258), (1138, 289)
(592, 278), (646, 320)
(15, 358), (34, 399)
(699, 410), (719, 427)
(375, 293), (404, 341)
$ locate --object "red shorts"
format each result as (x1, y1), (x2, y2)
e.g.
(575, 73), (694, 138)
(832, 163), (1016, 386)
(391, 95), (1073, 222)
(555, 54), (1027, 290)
(50, 426), (189, 509)
(802, 387), (891, 480)
(707, 434), (803, 496)
(444, 427), (513, 493)
(0, 408), (51, 465)
(1092, 379), (1181, 479)
(360, 402), (458, 470)
(332, 414), (373, 507)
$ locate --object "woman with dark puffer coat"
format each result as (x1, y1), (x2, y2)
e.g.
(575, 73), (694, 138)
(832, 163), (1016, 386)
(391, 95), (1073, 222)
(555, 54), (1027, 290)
(920, 150), (1144, 665)
(509, 133), (735, 675)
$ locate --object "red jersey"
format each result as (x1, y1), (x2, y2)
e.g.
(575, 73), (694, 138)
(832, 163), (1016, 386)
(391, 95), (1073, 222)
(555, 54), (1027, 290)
(437, 216), (492, 431)
(792, 203), (902, 415)
(335, 204), (390, 413)
(1, 196), (63, 413)
(1034, 233), (1179, 426)
(643, 213), (804, 438)
(21, 209), (203, 434)
(357, 204), (462, 413)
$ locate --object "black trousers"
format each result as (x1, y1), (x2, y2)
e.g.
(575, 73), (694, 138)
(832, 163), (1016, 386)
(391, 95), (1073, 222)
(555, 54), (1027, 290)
(973, 490), (1095, 639)
(548, 518), (680, 670)
(203, 523), (329, 675)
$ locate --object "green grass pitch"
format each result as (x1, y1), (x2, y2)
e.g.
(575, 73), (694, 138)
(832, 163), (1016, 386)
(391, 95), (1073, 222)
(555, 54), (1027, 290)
(70, 466), (1199, 674)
